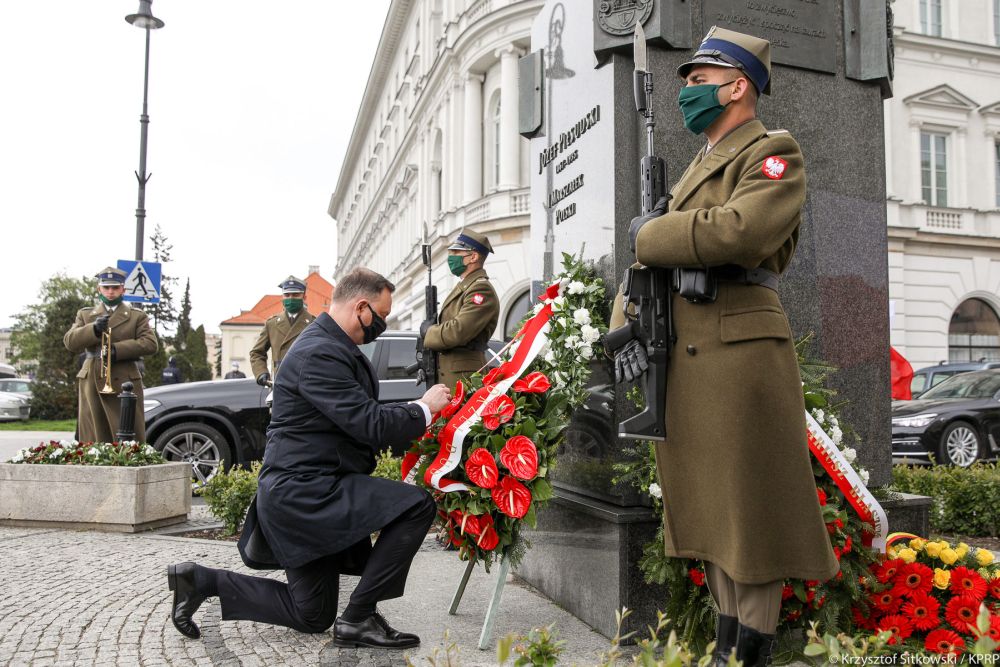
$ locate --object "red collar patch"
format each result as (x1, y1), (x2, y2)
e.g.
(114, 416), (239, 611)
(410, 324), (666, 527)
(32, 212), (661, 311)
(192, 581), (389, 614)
(762, 156), (788, 180)
(471, 293), (485, 305)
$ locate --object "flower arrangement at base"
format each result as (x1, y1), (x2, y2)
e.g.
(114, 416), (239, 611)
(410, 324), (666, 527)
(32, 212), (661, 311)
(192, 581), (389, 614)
(854, 534), (1000, 654)
(8, 440), (165, 467)
(403, 253), (607, 569)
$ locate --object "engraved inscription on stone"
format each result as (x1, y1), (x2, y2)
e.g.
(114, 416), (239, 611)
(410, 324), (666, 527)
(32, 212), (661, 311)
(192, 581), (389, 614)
(702, 0), (837, 74)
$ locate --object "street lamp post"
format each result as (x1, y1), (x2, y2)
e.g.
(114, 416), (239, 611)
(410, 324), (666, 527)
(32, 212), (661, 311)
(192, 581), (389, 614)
(125, 0), (164, 262)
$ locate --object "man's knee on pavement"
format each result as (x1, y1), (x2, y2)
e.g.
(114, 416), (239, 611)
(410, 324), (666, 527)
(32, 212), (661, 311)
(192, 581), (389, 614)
(296, 605), (337, 634)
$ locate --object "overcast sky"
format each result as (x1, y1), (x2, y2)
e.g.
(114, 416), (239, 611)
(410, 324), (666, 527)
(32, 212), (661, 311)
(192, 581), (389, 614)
(0, 1), (390, 333)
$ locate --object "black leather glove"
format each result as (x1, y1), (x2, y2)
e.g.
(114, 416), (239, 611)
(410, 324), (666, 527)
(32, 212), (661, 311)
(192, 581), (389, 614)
(628, 196), (669, 254)
(93, 315), (110, 336)
(101, 344), (117, 362)
(419, 319), (432, 339)
(614, 339), (649, 384)
(256, 372), (271, 387)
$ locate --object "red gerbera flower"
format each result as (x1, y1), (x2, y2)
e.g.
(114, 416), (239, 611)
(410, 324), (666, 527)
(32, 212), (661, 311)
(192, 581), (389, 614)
(902, 591), (942, 632)
(873, 558), (905, 584)
(925, 629), (965, 656)
(481, 394), (515, 430)
(491, 475), (532, 519)
(688, 568), (705, 586)
(499, 435), (539, 480)
(876, 614), (913, 645)
(465, 448), (499, 488)
(990, 577), (1000, 600)
(898, 562), (934, 597)
(944, 596), (979, 635)
(870, 587), (903, 614)
(511, 371), (551, 394)
(816, 488), (827, 505)
(988, 615), (1000, 642)
(950, 566), (988, 602)
(851, 606), (877, 631)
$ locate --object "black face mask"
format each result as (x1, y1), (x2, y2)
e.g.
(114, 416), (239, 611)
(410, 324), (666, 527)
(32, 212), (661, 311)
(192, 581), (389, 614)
(358, 303), (387, 344)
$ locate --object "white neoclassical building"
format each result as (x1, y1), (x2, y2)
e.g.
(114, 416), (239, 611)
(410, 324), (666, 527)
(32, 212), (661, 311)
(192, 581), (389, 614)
(328, 0), (543, 339)
(886, 0), (1000, 370)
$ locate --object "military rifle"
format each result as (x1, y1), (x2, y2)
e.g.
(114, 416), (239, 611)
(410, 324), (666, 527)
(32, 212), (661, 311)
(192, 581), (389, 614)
(412, 238), (439, 386)
(603, 22), (670, 442)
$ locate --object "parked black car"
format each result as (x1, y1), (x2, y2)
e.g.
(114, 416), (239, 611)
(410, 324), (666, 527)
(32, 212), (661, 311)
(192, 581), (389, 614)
(909, 360), (1000, 398)
(143, 331), (504, 486)
(891, 369), (1000, 467)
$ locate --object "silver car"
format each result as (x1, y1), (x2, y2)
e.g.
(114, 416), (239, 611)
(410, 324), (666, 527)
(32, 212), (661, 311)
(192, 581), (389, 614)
(0, 391), (30, 422)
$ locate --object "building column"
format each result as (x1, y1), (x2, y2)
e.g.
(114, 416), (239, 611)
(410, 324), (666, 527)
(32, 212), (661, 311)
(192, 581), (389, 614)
(909, 119), (923, 206)
(463, 73), (484, 204)
(449, 77), (464, 210)
(497, 46), (521, 190)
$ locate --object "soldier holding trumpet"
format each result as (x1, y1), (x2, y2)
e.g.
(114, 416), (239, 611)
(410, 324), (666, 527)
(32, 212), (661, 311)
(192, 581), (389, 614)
(64, 267), (158, 442)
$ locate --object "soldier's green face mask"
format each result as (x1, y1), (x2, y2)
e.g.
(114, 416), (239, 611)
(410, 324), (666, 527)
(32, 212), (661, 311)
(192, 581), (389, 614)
(283, 298), (304, 313)
(99, 294), (123, 307)
(447, 254), (468, 277)
(677, 80), (737, 135)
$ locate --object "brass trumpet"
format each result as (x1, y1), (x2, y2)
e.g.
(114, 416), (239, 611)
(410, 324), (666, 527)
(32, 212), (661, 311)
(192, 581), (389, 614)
(99, 325), (115, 395)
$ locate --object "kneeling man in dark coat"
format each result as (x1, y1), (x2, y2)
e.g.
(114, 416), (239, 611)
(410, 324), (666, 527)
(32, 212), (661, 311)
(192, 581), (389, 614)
(166, 268), (451, 649)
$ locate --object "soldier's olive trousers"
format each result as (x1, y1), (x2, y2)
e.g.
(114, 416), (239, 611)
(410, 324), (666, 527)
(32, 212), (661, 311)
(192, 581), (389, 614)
(77, 376), (146, 443)
(705, 562), (783, 634)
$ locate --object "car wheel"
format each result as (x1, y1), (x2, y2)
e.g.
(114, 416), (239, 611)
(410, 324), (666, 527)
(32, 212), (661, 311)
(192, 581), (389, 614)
(154, 422), (232, 489)
(938, 420), (982, 468)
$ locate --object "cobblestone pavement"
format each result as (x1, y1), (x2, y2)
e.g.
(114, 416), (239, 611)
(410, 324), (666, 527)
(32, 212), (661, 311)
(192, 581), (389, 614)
(0, 526), (612, 666)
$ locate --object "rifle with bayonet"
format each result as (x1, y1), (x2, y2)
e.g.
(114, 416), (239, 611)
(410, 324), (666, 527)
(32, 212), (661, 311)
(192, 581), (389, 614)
(602, 22), (671, 442)
(412, 240), (439, 386)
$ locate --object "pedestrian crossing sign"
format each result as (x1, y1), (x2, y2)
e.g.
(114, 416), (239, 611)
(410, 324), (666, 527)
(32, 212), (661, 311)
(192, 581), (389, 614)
(116, 260), (162, 304)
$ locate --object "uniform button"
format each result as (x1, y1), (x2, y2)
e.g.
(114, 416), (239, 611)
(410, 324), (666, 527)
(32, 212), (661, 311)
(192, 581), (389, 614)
(686, 345), (697, 356)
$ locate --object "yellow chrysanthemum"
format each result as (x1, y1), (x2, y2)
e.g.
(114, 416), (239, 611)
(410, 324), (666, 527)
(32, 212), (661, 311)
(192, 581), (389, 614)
(925, 541), (943, 558)
(976, 549), (995, 566)
(955, 542), (969, 559)
(896, 547), (918, 564)
(940, 547), (959, 565)
(933, 568), (951, 590)
(909, 537), (927, 551)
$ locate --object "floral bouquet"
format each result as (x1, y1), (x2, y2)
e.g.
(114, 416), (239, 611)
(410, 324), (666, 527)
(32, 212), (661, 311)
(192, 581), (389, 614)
(854, 535), (1000, 655)
(403, 253), (607, 568)
(9, 440), (164, 467)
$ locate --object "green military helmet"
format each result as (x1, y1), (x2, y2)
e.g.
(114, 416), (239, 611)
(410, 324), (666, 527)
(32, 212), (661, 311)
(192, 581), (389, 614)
(677, 26), (772, 95)
(447, 230), (494, 256)
(96, 266), (127, 286)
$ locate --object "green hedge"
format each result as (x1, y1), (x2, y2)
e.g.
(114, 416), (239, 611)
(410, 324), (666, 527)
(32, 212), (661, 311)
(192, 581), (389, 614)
(892, 463), (1000, 536)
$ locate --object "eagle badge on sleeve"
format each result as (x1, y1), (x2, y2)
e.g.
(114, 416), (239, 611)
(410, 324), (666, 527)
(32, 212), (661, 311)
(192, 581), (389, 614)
(762, 156), (788, 180)
(471, 293), (485, 305)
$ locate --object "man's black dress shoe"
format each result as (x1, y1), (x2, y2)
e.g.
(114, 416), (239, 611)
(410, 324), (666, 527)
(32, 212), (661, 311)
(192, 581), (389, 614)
(167, 562), (207, 639)
(334, 613), (420, 649)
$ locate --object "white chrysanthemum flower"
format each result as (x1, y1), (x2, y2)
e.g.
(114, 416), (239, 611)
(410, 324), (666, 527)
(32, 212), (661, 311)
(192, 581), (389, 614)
(828, 414), (839, 428)
(813, 409), (825, 423)
(579, 345), (594, 360)
(144, 445), (157, 456)
(49, 450), (63, 460)
(831, 425), (843, 445)
(567, 280), (586, 295)
(558, 317), (569, 328)
(11, 450), (25, 463)
(859, 469), (870, 485)
(580, 324), (600, 344)
(564, 335), (579, 348)
(544, 350), (557, 365)
(648, 483), (662, 499)
(88, 447), (100, 457)
(553, 295), (566, 307)
(533, 302), (545, 314)
(842, 447), (857, 464)
(573, 308), (591, 326)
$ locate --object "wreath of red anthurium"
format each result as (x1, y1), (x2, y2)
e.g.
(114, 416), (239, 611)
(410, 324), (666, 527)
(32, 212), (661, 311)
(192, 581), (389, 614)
(481, 394), (515, 430)
(492, 475), (532, 519)
(512, 371), (551, 394)
(465, 448), (499, 488)
(482, 367), (506, 387)
(473, 513), (500, 550)
(499, 435), (539, 480)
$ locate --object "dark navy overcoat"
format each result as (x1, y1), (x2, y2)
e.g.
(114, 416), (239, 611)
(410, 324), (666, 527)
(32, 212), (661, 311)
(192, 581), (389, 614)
(238, 313), (429, 570)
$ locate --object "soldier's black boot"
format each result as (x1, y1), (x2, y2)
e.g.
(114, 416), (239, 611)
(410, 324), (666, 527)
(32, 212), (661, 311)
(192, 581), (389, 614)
(734, 624), (776, 667)
(167, 562), (210, 639)
(712, 614), (738, 667)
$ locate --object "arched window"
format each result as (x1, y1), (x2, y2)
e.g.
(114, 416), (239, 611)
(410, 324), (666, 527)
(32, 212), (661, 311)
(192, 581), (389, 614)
(488, 91), (502, 189)
(948, 298), (1000, 362)
(503, 289), (531, 340)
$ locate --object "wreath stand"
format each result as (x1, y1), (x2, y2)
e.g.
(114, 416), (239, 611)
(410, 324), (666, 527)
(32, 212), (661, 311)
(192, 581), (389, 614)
(447, 548), (510, 650)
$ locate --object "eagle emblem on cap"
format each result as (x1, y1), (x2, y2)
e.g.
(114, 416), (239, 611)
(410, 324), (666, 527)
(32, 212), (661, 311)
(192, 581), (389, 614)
(762, 156), (788, 180)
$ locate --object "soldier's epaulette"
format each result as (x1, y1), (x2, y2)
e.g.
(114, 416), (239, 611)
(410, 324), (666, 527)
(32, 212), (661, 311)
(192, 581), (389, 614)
(766, 129), (789, 136)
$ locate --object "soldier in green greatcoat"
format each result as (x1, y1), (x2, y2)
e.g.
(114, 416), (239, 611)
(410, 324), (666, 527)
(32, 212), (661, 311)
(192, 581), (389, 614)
(63, 267), (158, 443)
(422, 231), (500, 390)
(611, 27), (838, 667)
(250, 276), (316, 386)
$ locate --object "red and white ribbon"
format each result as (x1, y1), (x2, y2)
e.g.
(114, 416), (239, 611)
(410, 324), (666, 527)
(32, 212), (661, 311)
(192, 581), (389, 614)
(805, 411), (887, 553)
(405, 281), (561, 493)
